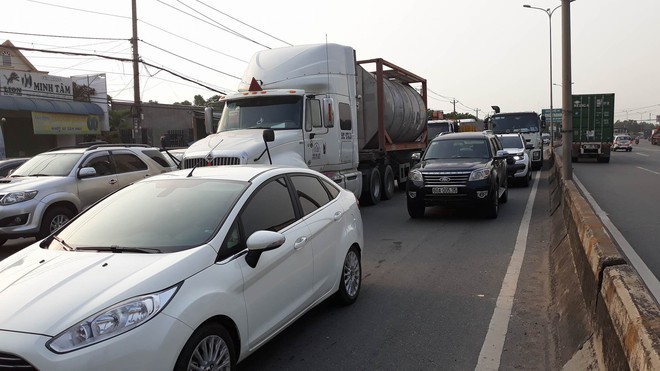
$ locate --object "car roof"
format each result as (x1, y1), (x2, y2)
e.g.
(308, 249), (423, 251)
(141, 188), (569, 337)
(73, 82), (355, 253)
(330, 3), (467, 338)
(44, 143), (160, 154)
(151, 164), (321, 183)
(431, 132), (491, 141)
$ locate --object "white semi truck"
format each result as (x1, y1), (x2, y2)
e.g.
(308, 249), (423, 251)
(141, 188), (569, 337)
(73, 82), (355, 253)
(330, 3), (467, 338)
(180, 43), (428, 205)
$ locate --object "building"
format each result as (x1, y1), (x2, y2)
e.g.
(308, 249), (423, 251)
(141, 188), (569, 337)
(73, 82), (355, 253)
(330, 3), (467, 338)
(0, 40), (108, 157)
(0, 40), (220, 157)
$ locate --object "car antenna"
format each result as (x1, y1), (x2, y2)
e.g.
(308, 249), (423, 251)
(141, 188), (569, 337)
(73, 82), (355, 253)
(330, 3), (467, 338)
(187, 139), (224, 177)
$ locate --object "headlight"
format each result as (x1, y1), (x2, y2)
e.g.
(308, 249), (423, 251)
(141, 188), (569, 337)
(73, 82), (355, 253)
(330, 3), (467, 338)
(513, 154), (523, 161)
(0, 190), (38, 205)
(47, 284), (180, 353)
(409, 169), (424, 183)
(469, 168), (491, 181)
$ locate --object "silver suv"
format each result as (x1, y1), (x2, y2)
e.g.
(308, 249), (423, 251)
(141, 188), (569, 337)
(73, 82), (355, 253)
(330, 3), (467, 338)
(0, 144), (176, 246)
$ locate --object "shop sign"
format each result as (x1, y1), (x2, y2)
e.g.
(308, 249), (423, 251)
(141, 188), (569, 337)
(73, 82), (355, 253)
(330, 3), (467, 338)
(32, 112), (100, 135)
(1, 69), (73, 100)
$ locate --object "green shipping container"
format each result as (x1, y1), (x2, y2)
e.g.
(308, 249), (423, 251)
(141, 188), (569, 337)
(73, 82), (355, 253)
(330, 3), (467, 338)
(571, 93), (615, 162)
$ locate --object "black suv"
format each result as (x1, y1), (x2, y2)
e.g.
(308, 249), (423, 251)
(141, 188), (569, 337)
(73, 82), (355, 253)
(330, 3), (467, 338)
(406, 132), (510, 219)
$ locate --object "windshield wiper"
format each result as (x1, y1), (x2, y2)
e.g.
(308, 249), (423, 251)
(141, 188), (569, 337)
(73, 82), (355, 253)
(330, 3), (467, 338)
(52, 235), (73, 251)
(74, 245), (161, 253)
(27, 173), (52, 177)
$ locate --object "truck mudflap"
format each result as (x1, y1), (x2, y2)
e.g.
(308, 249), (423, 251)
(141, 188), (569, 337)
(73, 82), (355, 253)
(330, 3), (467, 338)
(323, 170), (362, 200)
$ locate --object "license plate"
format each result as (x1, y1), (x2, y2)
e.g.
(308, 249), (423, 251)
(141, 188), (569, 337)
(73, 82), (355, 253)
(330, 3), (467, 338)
(584, 144), (598, 149)
(432, 187), (457, 194)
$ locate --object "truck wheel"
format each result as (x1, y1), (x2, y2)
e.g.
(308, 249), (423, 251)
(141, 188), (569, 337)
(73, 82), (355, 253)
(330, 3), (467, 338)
(360, 167), (381, 206)
(521, 173), (530, 187)
(381, 165), (395, 200)
(38, 206), (75, 239)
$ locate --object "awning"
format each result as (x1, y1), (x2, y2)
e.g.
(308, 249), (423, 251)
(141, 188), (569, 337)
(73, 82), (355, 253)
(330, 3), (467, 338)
(0, 96), (104, 115)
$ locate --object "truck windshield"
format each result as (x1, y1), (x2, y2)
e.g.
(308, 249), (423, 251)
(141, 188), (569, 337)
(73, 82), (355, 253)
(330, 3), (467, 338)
(218, 96), (303, 133)
(428, 122), (451, 138)
(491, 113), (539, 134)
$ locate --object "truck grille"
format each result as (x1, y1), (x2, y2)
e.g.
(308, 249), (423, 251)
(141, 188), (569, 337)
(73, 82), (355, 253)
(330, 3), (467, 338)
(182, 157), (241, 169)
(0, 352), (37, 370)
(422, 171), (471, 186)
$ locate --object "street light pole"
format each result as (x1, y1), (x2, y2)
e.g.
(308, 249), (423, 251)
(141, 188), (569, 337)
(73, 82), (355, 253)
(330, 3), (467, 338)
(523, 3), (562, 150)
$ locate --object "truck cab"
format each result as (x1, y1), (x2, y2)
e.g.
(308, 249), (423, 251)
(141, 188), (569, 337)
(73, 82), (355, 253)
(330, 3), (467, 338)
(484, 111), (544, 170)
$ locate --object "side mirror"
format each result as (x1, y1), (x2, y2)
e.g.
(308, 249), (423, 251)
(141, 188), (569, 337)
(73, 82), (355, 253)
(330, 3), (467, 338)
(78, 167), (97, 179)
(263, 129), (275, 142)
(525, 143), (534, 150)
(411, 152), (421, 161)
(245, 230), (286, 268)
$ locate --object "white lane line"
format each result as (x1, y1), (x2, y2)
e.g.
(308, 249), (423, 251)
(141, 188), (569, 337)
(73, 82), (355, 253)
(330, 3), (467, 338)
(637, 166), (660, 175)
(574, 175), (660, 302)
(636, 153), (649, 157)
(475, 170), (541, 371)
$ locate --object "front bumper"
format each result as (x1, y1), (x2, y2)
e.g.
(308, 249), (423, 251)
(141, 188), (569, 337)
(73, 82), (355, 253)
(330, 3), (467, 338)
(0, 199), (43, 238)
(0, 313), (192, 371)
(406, 179), (493, 207)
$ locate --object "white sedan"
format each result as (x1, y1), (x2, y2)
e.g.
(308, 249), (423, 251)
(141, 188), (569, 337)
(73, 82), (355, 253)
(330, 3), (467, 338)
(0, 165), (363, 370)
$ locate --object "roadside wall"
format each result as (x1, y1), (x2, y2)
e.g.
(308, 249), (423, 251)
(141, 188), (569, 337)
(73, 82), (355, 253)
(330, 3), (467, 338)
(550, 150), (660, 370)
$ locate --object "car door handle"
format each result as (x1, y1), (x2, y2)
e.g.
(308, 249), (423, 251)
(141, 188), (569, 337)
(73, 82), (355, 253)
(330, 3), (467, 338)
(109, 179), (117, 185)
(294, 236), (307, 250)
(333, 211), (343, 221)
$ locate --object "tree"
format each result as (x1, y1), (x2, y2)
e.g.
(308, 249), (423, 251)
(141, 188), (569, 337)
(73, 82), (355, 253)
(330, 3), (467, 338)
(194, 95), (206, 106)
(72, 82), (96, 102)
(174, 100), (192, 106)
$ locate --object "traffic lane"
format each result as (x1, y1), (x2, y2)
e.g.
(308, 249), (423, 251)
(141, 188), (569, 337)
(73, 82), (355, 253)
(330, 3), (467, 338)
(239, 176), (553, 370)
(0, 238), (35, 260)
(573, 145), (660, 279)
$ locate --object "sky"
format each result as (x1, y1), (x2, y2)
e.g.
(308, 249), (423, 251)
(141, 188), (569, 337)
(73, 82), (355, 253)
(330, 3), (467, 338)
(4, 0), (659, 123)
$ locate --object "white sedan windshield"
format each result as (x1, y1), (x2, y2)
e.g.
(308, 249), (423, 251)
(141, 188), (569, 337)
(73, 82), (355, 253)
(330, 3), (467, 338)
(54, 178), (247, 252)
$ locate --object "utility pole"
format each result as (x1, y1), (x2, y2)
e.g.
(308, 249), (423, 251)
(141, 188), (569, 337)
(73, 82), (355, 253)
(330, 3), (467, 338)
(452, 99), (457, 114)
(561, 0), (573, 180)
(131, 0), (142, 144)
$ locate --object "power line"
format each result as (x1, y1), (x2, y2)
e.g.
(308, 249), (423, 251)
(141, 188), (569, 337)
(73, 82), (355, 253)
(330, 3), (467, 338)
(140, 40), (241, 80)
(26, 0), (130, 20)
(0, 29), (127, 41)
(155, 0), (272, 49)
(192, 0), (292, 46)
(4, 45), (226, 94)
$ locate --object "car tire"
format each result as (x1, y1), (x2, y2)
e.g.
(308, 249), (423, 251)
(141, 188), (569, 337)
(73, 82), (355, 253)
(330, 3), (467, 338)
(499, 180), (508, 204)
(521, 172), (530, 187)
(484, 186), (499, 219)
(381, 165), (395, 200)
(38, 206), (75, 239)
(572, 157), (578, 163)
(360, 167), (381, 206)
(335, 246), (361, 305)
(175, 323), (235, 371)
(407, 198), (425, 218)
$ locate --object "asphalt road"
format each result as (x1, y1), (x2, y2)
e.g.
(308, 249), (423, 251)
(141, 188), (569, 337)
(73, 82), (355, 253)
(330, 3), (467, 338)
(0, 165), (558, 370)
(571, 139), (660, 295)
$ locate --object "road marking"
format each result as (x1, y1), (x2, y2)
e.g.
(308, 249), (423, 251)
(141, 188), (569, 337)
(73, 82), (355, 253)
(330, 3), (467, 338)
(475, 170), (541, 371)
(574, 176), (660, 302)
(636, 153), (649, 157)
(637, 166), (660, 175)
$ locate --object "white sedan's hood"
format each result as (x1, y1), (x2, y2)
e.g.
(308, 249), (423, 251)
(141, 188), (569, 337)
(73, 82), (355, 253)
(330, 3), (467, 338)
(0, 243), (217, 335)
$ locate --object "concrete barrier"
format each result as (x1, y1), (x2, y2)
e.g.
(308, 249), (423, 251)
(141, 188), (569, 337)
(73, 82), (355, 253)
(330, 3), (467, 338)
(551, 150), (660, 370)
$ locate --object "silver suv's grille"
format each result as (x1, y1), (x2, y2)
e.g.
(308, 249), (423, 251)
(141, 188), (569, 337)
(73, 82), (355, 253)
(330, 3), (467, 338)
(182, 157), (242, 169)
(422, 171), (471, 186)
